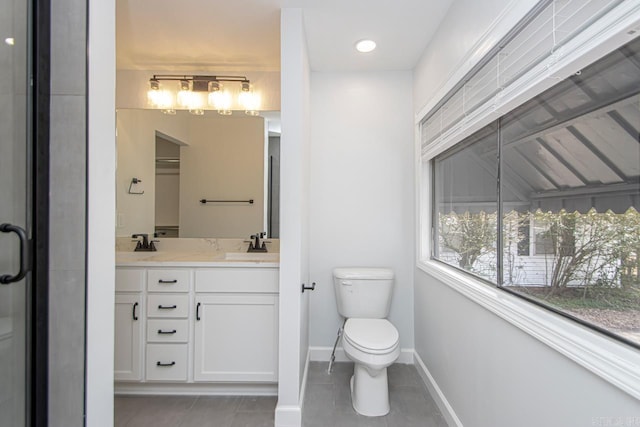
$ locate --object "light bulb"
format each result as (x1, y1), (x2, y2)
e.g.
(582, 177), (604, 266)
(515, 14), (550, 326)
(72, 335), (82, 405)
(177, 90), (193, 108)
(239, 91), (261, 115)
(208, 90), (232, 112)
(355, 39), (376, 53)
(178, 91), (205, 110)
(147, 88), (174, 109)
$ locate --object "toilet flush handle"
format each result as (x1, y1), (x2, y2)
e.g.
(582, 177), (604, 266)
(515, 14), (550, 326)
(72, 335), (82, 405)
(341, 280), (353, 286)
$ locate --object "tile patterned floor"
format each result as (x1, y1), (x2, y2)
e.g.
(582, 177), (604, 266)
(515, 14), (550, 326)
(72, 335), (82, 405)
(114, 362), (447, 427)
(115, 395), (277, 427)
(303, 362), (448, 427)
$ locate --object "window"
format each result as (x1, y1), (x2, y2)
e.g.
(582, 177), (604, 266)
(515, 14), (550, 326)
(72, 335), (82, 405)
(433, 123), (498, 283)
(429, 36), (640, 348)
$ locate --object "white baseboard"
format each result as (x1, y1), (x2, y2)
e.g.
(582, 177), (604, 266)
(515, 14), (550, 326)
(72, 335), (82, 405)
(413, 351), (463, 427)
(299, 349), (311, 409)
(274, 350), (310, 427)
(274, 405), (301, 427)
(114, 382), (277, 396)
(309, 346), (415, 364)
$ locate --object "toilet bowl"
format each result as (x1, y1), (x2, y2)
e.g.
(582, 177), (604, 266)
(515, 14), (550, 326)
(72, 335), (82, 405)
(333, 268), (399, 417)
(343, 318), (399, 416)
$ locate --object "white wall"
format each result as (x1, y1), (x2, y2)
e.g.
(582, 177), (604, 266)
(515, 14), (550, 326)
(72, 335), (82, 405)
(86, 0), (115, 424)
(309, 71), (415, 350)
(413, 0), (538, 117)
(276, 8), (311, 427)
(415, 270), (640, 426)
(413, 1), (640, 425)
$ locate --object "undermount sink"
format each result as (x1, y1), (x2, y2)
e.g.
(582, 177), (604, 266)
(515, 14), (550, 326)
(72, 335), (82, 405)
(224, 252), (279, 261)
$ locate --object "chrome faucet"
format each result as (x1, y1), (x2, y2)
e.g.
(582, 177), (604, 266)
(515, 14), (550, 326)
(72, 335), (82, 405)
(132, 233), (157, 252)
(247, 232), (268, 253)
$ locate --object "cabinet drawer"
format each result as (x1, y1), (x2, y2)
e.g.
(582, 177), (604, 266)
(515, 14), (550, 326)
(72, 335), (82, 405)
(146, 344), (188, 381)
(195, 268), (279, 293)
(147, 295), (189, 318)
(115, 268), (144, 292)
(147, 319), (189, 343)
(147, 269), (190, 293)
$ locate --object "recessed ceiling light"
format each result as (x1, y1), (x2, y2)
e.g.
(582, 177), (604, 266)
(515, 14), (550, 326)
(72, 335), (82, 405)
(5, 37), (15, 46)
(355, 39), (376, 53)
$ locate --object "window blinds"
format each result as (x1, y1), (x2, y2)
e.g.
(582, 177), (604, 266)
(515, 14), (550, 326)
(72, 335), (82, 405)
(420, 0), (626, 157)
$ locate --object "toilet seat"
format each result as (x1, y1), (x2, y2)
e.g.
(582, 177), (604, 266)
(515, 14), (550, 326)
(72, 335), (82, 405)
(344, 319), (399, 355)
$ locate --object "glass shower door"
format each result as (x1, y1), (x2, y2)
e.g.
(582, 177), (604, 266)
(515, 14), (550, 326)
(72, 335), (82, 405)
(0, 0), (32, 425)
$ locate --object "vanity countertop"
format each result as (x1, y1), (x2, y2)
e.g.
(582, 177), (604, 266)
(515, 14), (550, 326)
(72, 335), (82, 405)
(116, 250), (279, 267)
(116, 237), (280, 267)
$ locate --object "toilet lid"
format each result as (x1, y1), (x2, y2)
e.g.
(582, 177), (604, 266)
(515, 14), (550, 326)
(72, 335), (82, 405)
(343, 319), (399, 354)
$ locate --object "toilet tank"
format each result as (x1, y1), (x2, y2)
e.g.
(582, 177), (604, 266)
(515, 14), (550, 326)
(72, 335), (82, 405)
(333, 268), (394, 318)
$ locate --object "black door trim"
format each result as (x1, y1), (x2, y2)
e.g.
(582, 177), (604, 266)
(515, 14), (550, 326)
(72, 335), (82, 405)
(32, 0), (50, 425)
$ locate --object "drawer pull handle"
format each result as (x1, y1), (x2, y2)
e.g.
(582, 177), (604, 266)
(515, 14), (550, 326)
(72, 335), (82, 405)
(158, 304), (177, 310)
(156, 361), (176, 367)
(158, 279), (177, 284)
(132, 302), (139, 320)
(196, 302), (201, 321)
(158, 329), (177, 335)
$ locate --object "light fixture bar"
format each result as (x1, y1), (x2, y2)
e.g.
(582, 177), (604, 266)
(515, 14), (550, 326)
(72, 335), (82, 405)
(147, 74), (260, 115)
(150, 74), (251, 91)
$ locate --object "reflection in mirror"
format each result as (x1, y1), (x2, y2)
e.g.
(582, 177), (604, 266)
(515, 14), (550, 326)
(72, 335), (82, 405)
(155, 134), (181, 237)
(116, 109), (280, 239)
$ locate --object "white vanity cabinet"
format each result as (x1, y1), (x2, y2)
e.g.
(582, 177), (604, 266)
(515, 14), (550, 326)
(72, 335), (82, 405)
(144, 268), (191, 382)
(115, 263), (279, 393)
(114, 269), (144, 381)
(194, 268), (279, 382)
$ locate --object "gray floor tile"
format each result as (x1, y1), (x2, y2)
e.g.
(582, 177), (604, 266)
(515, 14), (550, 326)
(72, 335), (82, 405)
(303, 383), (335, 418)
(388, 363), (422, 388)
(122, 395), (197, 427)
(237, 396), (277, 413)
(307, 361), (333, 384)
(178, 396), (240, 427)
(230, 411), (274, 427)
(114, 362), (446, 427)
(303, 362), (446, 427)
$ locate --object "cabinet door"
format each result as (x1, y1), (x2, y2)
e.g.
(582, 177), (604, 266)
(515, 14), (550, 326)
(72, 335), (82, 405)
(194, 294), (278, 382)
(114, 294), (143, 381)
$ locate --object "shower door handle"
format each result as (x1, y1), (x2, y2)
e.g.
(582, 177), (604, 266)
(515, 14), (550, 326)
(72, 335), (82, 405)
(0, 223), (30, 284)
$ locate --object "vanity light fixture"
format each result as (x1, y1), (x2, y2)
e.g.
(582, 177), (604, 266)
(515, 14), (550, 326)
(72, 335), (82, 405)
(355, 39), (377, 53)
(4, 37), (15, 46)
(147, 74), (261, 116)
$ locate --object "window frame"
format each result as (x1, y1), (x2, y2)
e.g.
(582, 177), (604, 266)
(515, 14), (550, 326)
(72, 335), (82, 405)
(416, 1), (640, 401)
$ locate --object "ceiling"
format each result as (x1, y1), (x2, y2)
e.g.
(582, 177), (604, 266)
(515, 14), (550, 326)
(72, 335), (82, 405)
(116, 0), (454, 72)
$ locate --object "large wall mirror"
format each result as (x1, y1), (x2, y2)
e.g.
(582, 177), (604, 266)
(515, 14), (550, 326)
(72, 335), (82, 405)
(115, 109), (280, 239)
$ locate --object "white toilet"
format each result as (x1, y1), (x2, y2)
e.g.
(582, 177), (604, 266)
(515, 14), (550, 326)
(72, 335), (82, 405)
(333, 267), (400, 417)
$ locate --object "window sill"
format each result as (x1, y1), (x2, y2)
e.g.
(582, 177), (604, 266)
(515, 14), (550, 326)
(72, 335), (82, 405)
(416, 259), (640, 400)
